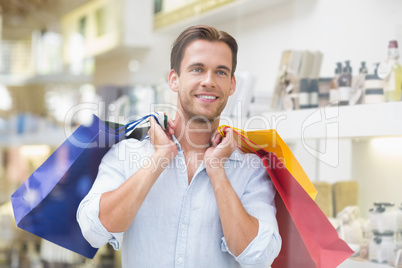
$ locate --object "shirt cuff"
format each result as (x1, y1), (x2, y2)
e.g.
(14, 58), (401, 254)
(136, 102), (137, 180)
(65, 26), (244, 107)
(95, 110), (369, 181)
(78, 193), (124, 250)
(220, 220), (281, 267)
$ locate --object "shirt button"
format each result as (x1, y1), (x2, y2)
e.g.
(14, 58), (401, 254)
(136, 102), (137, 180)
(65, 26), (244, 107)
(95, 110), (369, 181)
(180, 224), (186, 230)
(178, 257), (183, 263)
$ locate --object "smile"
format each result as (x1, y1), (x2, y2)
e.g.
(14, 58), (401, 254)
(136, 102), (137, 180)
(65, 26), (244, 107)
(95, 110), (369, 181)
(196, 95), (218, 100)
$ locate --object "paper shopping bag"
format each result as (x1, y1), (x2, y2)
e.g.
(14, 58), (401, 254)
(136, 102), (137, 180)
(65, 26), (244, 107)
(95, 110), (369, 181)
(218, 127), (317, 200)
(218, 126), (354, 268)
(11, 114), (122, 258)
(10, 112), (166, 259)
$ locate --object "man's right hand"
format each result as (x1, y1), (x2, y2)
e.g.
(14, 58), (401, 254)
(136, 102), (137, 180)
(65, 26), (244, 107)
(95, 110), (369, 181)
(99, 115), (177, 233)
(148, 116), (177, 161)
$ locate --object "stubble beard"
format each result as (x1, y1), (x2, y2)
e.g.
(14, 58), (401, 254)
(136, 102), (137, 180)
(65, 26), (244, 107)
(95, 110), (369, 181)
(178, 95), (226, 126)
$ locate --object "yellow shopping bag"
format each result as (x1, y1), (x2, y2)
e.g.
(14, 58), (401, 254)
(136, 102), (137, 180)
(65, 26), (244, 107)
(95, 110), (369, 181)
(218, 126), (317, 200)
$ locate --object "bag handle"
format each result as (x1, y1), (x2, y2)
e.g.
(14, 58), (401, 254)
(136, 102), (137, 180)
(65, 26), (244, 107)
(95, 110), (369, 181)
(115, 112), (167, 138)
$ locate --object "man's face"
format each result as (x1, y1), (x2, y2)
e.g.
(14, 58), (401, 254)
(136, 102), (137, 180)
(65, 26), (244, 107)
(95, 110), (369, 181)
(169, 39), (236, 123)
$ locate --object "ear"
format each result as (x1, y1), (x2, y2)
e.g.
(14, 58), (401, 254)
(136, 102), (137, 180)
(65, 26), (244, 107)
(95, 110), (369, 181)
(168, 69), (180, 92)
(229, 75), (236, 96)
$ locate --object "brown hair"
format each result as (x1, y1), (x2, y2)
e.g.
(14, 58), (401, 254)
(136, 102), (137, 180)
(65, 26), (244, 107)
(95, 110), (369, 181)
(170, 25), (238, 77)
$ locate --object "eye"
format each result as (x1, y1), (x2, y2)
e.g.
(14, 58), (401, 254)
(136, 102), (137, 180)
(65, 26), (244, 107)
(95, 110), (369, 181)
(192, 67), (203, 73)
(217, 70), (228, 76)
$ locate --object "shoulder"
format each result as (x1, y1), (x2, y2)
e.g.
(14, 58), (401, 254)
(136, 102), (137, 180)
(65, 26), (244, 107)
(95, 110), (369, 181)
(228, 149), (264, 169)
(106, 138), (155, 161)
(225, 150), (271, 196)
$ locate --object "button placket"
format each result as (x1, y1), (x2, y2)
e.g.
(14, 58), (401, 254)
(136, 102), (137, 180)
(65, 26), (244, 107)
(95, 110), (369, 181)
(174, 152), (192, 267)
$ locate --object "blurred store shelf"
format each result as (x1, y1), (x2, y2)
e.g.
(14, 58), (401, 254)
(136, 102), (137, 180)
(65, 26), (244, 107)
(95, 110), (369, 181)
(0, 74), (92, 86)
(258, 102), (402, 141)
(154, 0), (294, 34)
(0, 128), (66, 147)
(339, 259), (393, 268)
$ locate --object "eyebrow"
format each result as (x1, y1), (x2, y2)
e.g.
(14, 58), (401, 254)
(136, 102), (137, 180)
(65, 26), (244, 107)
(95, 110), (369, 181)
(217, 65), (232, 73)
(187, 62), (232, 73)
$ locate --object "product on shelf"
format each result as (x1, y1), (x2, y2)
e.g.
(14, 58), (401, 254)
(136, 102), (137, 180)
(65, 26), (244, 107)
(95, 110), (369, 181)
(363, 63), (385, 104)
(378, 40), (402, 102)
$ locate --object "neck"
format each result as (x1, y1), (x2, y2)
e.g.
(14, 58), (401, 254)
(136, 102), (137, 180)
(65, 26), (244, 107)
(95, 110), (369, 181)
(174, 112), (220, 153)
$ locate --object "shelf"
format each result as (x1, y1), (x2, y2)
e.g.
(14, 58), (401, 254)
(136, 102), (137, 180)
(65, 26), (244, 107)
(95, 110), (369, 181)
(0, 73), (92, 86)
(0, 128), (66, 147)
(253, 102), (402, 141)
(154, 0), (293, 34)
(339, 259), (393, 268)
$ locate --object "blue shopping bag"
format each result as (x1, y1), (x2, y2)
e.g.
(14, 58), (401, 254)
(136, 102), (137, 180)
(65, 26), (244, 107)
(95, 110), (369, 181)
(11, 113), (166, 259)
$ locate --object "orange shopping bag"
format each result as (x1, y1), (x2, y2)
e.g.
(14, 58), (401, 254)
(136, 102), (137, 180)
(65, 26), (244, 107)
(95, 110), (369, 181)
(219, 126), (317, 200)
(218, 126), (354, 268)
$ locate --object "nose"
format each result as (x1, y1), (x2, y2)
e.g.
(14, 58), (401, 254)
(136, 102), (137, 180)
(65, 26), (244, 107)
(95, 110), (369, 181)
(200, 71), (216, 88)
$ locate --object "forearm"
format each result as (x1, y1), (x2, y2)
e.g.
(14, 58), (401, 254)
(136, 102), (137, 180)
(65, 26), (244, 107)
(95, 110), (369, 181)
(99, 152), (170, 232)
(209, 169), (259, 256)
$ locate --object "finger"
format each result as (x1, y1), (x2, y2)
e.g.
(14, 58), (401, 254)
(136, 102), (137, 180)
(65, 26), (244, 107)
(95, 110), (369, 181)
(149, 116), (156, 128)
(150, 116), (165, 132)
(223, 127), (233, 136)
(213, 135), (222, 146)
(148, 117), (155, 139)
(149, 116), (164, 140)
(167, 118), (176, 135)
(211, 131), (222, 145)
(220, 128), (233, 141)
(218, 128), (235, 148)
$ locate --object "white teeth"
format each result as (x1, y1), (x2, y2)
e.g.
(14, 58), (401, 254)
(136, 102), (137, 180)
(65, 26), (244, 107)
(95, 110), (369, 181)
(197, 95), (217, 100)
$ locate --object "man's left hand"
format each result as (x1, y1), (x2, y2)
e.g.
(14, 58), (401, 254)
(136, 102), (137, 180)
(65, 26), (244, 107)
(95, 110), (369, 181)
(204, 127), (236, 176)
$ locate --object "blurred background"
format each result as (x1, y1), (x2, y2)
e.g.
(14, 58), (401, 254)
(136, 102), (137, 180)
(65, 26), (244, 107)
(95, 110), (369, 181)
(0, 0), (402, 267)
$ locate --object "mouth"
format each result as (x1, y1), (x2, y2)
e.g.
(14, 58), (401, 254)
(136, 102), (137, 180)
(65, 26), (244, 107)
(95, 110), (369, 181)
(195, 94), (218, 101)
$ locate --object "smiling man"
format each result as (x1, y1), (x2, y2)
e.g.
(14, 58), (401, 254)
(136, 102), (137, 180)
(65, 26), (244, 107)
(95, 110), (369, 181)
(77, 25), (281, 267)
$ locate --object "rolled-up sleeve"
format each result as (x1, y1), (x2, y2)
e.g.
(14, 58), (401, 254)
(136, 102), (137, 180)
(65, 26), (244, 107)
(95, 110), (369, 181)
(77, 142), (128, 250)
(77, 193), (123, 249)
(221, 155), (282, 267)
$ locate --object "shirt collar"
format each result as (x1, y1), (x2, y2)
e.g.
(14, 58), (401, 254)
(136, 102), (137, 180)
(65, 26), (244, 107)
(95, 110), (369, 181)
(171, 135), (182, 152)
(172, 135), (245, 162)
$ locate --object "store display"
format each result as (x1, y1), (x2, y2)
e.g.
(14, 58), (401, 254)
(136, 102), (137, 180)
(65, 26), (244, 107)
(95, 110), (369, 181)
(366, 202), (402, 265)
(349, 61), (367, 105)
(337, 206), (364, 246)
(369, 203), (399, 234)
(271, 50), (323, 111)
(369, 231), (396, 264)
(313, 181), (333, 217)
(378, 40), (402, 102)
(298, 78), (310, 109)
(364, 63), (385, 104)
(298, 78), (320, 109)
(276, 39), (402, 111)
(333, 181), (359, 215)
(329, 62), (343, 105)
(318, 77), (331, 107)
(338, 60), (353, 106)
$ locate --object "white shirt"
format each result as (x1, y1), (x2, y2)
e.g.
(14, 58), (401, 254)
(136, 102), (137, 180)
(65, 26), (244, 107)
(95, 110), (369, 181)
(77, 136), (281, 267)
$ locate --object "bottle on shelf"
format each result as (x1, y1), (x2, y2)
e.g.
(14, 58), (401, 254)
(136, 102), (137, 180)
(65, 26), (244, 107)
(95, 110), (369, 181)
(359, 61), (368, 75)
(350, 61), (368, 105)
(329, 62), (342, 105)
(364, 63), (385, 104)
(378, 40), (402, 101)
(338, 60), (353, 105)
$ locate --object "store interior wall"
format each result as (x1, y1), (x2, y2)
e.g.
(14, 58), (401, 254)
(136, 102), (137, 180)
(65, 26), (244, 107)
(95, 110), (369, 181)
(353, 138), (402, 218)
